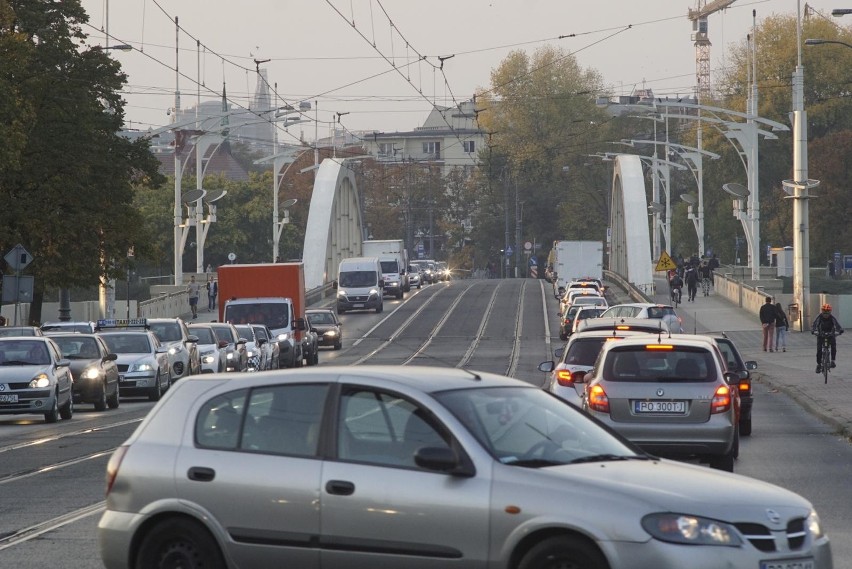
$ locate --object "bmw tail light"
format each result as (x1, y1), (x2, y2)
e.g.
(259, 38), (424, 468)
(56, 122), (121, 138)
(588, 385), (609, 413)
(105, 445), (129, 496)
(711, 385), (732, 414)
(556, 370), (573, 386)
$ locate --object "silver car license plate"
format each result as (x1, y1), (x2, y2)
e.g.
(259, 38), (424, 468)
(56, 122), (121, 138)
(0, 394), (18, 403)
(352, 303), (364, 308)
(760, 558), (814, 569)
(633, 400), (686, 414)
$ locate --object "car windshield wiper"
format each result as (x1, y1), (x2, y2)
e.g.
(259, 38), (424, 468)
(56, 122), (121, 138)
(569, 454), (651, 464)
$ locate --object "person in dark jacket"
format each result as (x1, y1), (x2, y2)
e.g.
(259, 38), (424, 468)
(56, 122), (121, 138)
(759, 296), (777, 352)
(774, 302), (789, 352)
(812, 303), (844, 373)
(684, 266), (699, 302)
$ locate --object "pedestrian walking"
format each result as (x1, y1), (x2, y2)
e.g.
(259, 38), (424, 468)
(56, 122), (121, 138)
(759, 296), (776, 352)
(187, 276), (201, 319)
(684, 265), (698, 302)
(774, 302), (789, 352)
(206, 277), (218, 311)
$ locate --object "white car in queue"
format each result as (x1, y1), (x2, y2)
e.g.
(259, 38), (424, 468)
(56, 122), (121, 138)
(539, 319), (671, 406)
(187, 324), (228, 374)
(96, 319), (171, 401)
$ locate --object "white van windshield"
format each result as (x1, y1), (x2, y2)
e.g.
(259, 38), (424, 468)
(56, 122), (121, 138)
(340, 271), (378, 287)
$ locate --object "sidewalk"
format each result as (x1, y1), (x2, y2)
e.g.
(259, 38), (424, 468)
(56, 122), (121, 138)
(644, 277), (852, 438)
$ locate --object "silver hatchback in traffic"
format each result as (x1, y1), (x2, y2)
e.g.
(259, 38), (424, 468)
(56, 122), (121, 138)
(98, 366), (832, 569)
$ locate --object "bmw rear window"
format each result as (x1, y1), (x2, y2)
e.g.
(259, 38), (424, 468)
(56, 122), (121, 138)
(603, 346), (717, 383)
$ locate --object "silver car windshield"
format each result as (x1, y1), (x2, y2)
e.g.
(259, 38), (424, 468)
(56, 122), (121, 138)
(603, 347), (717, 383)
(435, 386), (638, 466)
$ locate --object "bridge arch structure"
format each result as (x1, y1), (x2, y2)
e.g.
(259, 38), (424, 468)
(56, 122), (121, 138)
(609, 154), (653, 294)
(303, 158), (364, 289)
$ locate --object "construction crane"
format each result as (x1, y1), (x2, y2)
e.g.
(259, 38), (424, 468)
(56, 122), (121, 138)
(688, 0), (737, 102)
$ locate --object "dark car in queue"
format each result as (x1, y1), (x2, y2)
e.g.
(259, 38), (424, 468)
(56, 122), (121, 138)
(98, 366), (832, 569)
(306, 308), (342, 350)
(51, 333), (120, 411)
(0, 337), (74, 423)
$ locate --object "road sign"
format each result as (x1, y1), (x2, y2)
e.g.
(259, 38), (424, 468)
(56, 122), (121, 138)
(4, 244), (33, 272)
(1, 275), (34, 303)
(505, 246), (514, 257)
(227, 252), (236, 261)
(655, 251), (677, 272)
(529, 255), (538, 267)
(524, 241), (532, 251)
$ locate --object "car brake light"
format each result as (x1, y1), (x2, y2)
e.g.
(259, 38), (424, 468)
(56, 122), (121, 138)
(711, 385), (732, 414)
(588, 385), (609, 413)
(738, 379), (751, 394)
(105, 445), (129, 496)
(646, 344), (674, 350)
(556, 370), (574, 386)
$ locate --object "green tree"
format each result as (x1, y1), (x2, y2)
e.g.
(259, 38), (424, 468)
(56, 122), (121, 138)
(0, 0), (163, 322)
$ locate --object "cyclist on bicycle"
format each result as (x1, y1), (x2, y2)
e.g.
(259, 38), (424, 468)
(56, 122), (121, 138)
(812, 303), (844, 374)
(669, 272), (684, 304)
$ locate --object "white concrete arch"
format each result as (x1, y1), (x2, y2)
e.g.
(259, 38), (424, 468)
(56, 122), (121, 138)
(303, 159), (363, 289)
(610, 154), (653, 294)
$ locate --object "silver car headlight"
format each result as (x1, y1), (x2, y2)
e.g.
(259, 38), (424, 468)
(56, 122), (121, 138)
(277, 333), (290, 342)
(130, 363), (155, 372)
(807, 511), (824, 539)
(641, 513), (742, 546)
(168, 345), (183, 355)
(201, 354), (216, 364)
(246, 350), (255, 357)
(226, 353), (235, 360)
(29, 374), (50, 388)
(82, 367), (101, 380)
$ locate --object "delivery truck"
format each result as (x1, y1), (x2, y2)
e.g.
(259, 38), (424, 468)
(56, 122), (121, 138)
(361, 239), (409, 296)
(551, 240), (604, 297)
(217, 263), (319, 368)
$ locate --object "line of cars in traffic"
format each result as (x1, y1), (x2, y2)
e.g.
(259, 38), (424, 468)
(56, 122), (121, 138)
(0, 306), (349, 425)
(542, 288), (757, 473)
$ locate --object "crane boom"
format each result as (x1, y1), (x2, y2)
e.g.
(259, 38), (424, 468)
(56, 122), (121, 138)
(688, 0), (737, 102)
(688, 0), (736, 20)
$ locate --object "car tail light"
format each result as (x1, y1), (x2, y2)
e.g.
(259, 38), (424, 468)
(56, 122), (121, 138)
(738, 378), (751, 395)
(711, 385), (732, 414)
(588, 385), (609, 413)
(105, 445), (129, 496)
(556, 369), (574, 386)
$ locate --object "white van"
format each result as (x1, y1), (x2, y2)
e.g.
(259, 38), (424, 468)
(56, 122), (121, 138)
(335, 257), (384, 314)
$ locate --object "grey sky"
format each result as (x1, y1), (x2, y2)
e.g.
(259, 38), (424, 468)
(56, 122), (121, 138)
(80, 0), (838, 139)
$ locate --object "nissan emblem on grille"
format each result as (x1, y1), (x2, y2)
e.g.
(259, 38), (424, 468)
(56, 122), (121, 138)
(765, 509), (782, 524)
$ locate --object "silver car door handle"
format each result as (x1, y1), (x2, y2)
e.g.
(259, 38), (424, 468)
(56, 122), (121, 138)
(325, 480), (355, 495)
(187, 467), (216, 482)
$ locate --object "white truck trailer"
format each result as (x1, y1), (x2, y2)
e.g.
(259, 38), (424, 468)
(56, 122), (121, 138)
(551, 240), (603, 297)
(361, 239), (410, 297)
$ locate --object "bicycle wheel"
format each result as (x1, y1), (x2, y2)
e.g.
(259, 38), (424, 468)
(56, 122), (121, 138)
(822, 341), (831, 384)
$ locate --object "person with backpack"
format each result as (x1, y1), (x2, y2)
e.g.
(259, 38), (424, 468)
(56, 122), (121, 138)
(774, 302), (789, 352)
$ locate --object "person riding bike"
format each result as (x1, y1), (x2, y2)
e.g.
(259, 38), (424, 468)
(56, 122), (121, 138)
(812, 303), (844, 374)
(669, 272), (684, 304)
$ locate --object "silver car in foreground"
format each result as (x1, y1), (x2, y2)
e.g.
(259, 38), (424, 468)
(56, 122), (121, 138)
(99, 366), (832, 569)
(0, 337), (74, 423)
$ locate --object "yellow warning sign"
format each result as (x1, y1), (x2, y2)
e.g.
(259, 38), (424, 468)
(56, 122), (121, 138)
(655, 251), (677, 272)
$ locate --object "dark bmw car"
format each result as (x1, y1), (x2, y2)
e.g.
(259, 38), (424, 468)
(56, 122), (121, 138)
(51, 334), (120, 411)
(306, 308), (342, 350)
